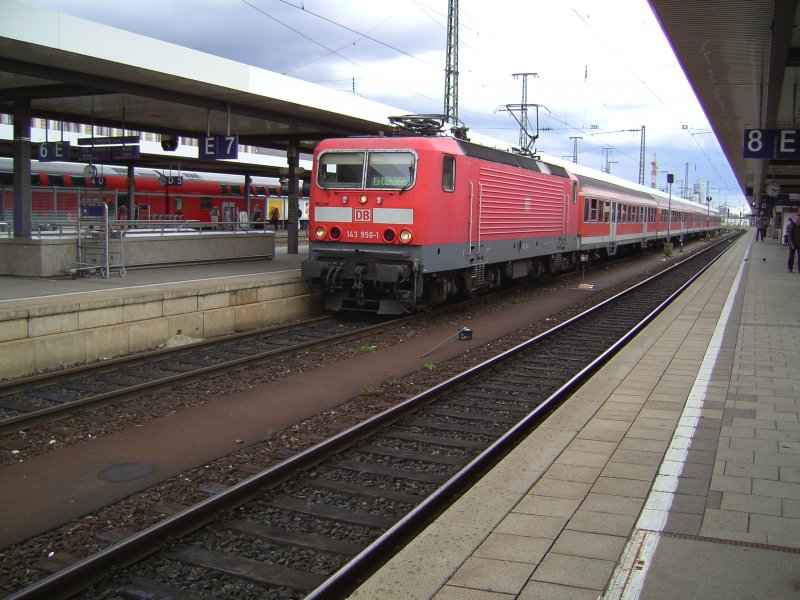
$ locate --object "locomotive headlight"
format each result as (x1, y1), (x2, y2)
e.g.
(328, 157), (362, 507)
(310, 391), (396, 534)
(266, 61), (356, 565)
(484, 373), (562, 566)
(399, 229), (413, 244)
(360, 195), (368, 204)
(314, 226), (327, 240)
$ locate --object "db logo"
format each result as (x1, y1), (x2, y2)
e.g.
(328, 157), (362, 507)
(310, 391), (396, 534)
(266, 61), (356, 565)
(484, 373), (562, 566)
(354, 208), (372, 222)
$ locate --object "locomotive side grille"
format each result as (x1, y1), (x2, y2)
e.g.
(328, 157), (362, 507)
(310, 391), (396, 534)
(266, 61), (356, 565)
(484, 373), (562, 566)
(477, 165), (567, 236)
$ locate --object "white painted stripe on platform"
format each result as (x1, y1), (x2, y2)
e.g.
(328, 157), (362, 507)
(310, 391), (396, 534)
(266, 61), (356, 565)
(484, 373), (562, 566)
(604, 246), (748, 599)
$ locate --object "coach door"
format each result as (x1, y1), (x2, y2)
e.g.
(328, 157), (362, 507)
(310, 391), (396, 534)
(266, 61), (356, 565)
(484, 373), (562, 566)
(609, 200), (617, 244)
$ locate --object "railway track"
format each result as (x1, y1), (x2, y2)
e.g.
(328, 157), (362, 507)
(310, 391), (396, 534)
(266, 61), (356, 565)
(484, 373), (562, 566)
(0, 316), (388, 433)
(0, 240), (675, 435)
(7, 233), (741, 600)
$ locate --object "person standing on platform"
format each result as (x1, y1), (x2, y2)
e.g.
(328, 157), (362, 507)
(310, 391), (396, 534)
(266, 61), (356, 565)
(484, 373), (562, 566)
(210, 205), (220, 229)
(117, 203), (128, 231)
(252, 205), (263, 230)
(755, 216), (766, 241)
(270, 206), (280, 231)
(787, 218), (800, 272)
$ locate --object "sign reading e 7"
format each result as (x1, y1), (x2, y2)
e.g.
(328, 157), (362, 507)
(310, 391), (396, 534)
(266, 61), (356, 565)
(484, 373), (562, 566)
(199, 135), (239, 160)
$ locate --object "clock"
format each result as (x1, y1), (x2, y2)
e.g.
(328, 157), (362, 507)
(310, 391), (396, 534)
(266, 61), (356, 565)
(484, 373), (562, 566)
(765, 181), (780, 197)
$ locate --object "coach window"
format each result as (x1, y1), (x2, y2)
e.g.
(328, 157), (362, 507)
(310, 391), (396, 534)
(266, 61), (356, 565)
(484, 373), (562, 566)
(590, 198), (598, 222)
(442, 155), (455, 192)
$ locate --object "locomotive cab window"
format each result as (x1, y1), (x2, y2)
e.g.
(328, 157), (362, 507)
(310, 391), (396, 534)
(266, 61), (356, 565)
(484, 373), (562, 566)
(442, 155), (455, 192)
(318, 151), (365, 189)
(366, 151), (415, 189)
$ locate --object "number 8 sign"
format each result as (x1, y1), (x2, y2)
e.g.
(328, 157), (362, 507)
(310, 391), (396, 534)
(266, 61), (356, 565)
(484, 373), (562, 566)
(743, 129), (775, 158)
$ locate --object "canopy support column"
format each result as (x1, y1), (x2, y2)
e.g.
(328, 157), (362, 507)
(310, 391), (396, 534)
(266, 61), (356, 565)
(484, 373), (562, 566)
(13, 98), (32, 238)
(287, 143), (300, 254)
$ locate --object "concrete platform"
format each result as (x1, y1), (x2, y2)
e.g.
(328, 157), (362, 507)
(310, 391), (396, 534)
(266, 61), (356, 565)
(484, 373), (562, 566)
(350, 231), (800, 600)
(0, 241), (314, 379)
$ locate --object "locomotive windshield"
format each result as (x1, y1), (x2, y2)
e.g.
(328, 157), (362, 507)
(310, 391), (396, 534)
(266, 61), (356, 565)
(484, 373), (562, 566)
(318, 150), (415, 190)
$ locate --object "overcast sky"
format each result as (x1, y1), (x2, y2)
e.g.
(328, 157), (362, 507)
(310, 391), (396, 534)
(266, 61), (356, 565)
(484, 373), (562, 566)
(16, 0), (747, 210)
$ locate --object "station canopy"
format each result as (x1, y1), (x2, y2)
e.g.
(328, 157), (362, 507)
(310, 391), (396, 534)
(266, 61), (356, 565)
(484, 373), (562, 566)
(0, 0), (405, 178)
(650, 0), (800, 208)
(1, 0), (797, 204)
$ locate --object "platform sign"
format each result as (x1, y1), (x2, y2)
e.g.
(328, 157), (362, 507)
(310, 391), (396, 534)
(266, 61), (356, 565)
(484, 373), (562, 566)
(38, 141), (70, 162)
(199, 135), (238, 160)
(743, 129), (800, 158)
(90, 176), (106, 186)
(159, 176), (184, 186)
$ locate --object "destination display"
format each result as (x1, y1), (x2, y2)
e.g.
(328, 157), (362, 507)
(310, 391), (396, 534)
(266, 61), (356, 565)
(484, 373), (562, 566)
(77, 135), (140, 146)
(77, 146), (140, 161)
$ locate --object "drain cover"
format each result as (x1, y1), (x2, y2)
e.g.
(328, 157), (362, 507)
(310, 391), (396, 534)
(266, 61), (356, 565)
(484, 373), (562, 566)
(98, 462), (156, 483)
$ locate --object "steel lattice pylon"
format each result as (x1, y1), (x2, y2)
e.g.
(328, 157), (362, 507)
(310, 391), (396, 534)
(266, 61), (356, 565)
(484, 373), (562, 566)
(443, 0), (458, 126)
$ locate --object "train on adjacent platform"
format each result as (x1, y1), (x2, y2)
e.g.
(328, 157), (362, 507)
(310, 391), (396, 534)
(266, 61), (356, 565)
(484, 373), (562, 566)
(0, 157), (309, 226)
(301, 131), (721, 314)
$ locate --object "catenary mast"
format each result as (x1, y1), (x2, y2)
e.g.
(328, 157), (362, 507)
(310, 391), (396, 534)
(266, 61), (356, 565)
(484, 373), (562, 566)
(443, 0), (459, 126)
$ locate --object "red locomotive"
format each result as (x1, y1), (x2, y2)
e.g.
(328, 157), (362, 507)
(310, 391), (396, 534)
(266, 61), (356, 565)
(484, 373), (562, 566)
(301, 126), (720, 314)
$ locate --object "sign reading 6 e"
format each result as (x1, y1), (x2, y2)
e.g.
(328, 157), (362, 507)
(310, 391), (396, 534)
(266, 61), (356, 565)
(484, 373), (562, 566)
(743, 129), (800, 159)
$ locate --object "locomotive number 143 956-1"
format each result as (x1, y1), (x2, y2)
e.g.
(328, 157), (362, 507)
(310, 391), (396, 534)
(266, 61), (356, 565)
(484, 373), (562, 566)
(345, 230), (379, 240)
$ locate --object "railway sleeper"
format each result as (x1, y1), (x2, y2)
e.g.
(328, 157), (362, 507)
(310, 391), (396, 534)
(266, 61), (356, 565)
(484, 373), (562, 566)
(301, 477), (424, 504)
(356, 444), (469, 467)
(114, 576), (199, 600)
(331, 459), (450, 485)
(444, 397), (535, 413)
(269, 494), (397, 529)
(426, 407), (521, 425)
(384, 429), (487, 450)
(227, 519), (364, 556)
(403, 418), (505, 437)
(169, 545), (325, 592)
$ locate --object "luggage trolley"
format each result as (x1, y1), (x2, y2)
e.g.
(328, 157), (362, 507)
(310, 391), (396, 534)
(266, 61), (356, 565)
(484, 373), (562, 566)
(65, 200), (126, 278)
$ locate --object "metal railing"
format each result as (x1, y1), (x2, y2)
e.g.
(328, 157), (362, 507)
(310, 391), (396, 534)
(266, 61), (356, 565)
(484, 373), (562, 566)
(0, 219), (281, 238)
